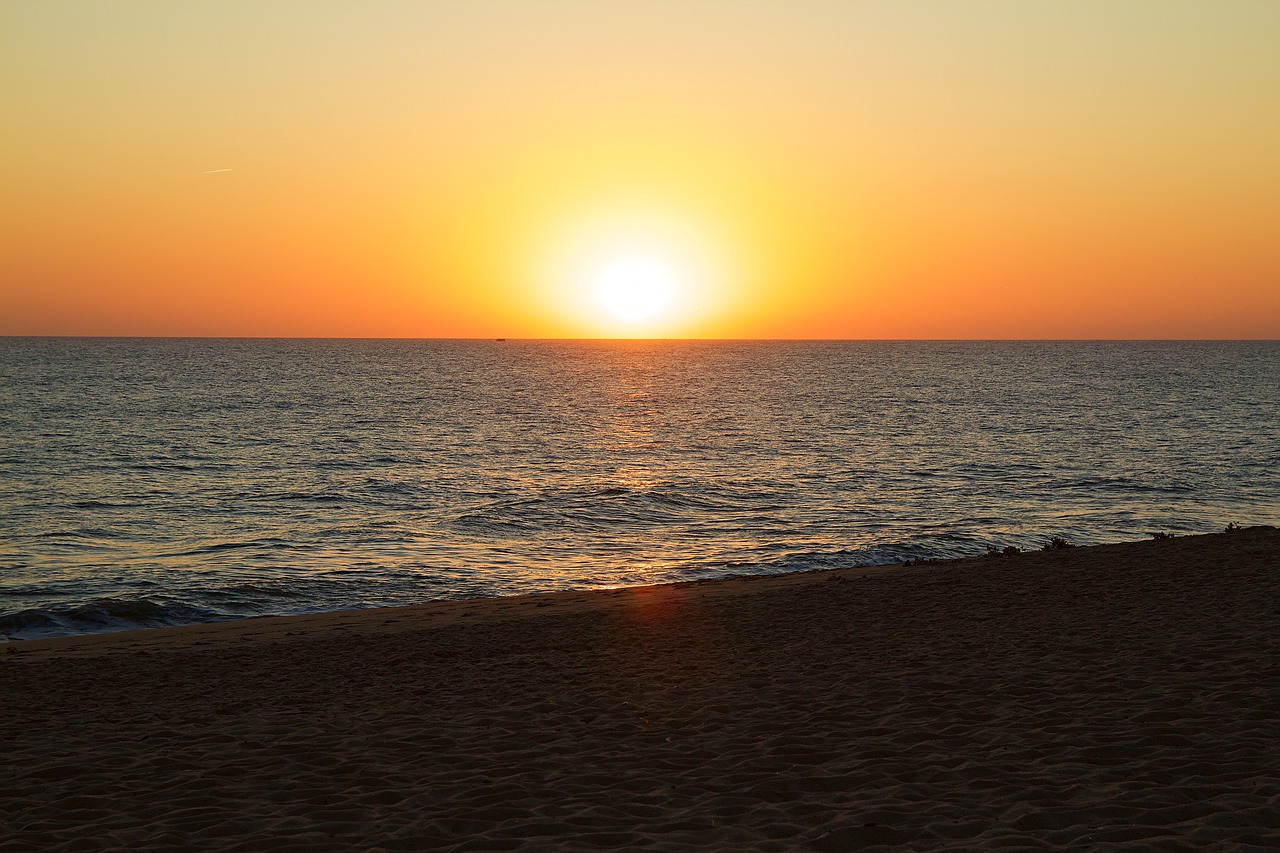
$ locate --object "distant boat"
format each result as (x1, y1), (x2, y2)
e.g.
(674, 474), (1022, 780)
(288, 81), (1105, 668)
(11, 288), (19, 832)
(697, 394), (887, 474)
(496, 338), (506, 342)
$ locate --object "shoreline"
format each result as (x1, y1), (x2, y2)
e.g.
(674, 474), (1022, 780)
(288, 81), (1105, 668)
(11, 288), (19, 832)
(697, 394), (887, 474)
(3, 529), (1255, 659)
(4, 551), (969, 661)
(6, 527), (1278, 851)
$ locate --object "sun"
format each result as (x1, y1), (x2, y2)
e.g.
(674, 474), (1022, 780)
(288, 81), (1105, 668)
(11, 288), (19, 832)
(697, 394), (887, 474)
(527, 204), (735, 336)
(594, 256), (676, 321)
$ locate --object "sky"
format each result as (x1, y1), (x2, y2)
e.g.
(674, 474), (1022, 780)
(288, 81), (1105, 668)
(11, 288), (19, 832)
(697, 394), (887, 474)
(3, 0), (1278, 339)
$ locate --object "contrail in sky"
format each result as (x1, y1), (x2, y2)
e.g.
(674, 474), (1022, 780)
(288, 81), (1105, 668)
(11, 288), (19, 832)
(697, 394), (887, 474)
(202, 168), (232, 173)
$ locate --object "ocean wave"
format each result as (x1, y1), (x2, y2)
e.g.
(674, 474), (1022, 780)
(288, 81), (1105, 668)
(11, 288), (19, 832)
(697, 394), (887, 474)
(70, 499), (139, 509)
(1068, 474), (1196, 494)
(452, 483), (791, 534)
(127, 462), (200, 472)
(708, 544), (936, 576)
(149, 539), (303, 558)
(0, 598), (219, 640)
(242, 491), (351, 504)
(35, 528), (124, 542)
(363, 480), (430, 495)
(206, 583), (304, 599)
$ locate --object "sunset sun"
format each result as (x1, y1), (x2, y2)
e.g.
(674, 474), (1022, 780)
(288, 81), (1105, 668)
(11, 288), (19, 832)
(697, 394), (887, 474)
(530, 204), (734, 337)
(594, 256), (676, 321)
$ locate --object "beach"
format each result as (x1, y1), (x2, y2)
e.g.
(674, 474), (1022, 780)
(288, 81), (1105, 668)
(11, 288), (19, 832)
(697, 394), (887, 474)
(4, 527), (1278, 851)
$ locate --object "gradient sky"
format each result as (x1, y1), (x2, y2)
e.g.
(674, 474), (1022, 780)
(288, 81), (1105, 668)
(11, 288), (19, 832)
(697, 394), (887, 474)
(4, 0), (1278, 338)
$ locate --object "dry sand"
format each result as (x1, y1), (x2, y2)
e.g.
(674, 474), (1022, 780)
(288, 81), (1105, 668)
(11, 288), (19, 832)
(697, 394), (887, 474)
(3, 527), (1278, 852)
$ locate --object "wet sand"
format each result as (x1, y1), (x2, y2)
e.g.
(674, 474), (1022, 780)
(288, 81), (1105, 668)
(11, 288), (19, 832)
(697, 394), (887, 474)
(4, 527), (1278, 851)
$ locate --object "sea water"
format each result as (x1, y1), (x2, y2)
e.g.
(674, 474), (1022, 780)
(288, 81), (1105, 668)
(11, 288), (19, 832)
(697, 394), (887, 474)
(2, 338), (1276, 639)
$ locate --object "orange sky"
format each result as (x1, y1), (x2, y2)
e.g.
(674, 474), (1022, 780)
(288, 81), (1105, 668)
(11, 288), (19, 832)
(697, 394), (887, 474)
(3, 1), (1278, 338)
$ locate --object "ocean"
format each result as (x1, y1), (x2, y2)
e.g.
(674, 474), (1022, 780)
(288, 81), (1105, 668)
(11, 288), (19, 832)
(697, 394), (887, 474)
(2, 338), (1276, 640)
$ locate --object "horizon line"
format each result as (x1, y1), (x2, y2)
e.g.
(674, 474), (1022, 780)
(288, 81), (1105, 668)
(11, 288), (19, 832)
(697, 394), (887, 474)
(3, 335), (1277, 343)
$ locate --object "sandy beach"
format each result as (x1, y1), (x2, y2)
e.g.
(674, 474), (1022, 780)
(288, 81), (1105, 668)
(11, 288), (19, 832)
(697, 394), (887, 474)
(4, 527), (1278, 851)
